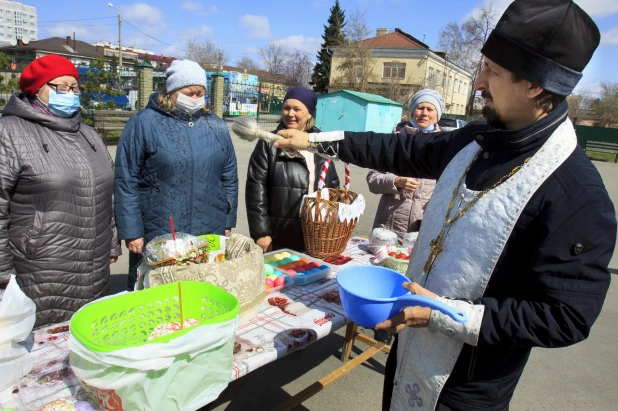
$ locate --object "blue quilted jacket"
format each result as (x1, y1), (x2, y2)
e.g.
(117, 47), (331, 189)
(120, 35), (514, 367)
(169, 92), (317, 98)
(114, 93), (238, 244)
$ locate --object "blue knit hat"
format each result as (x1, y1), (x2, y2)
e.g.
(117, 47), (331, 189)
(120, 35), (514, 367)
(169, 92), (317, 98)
(409, 89), (445, 121)
(284, 87), (317, 115)
(166, 60), (207, 93)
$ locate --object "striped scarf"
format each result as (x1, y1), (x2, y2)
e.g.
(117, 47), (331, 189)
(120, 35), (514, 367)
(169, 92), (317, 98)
(29, 97), (56, 116)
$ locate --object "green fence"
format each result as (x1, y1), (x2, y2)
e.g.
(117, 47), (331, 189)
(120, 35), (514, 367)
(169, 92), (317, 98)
(574, 125), (618, 147)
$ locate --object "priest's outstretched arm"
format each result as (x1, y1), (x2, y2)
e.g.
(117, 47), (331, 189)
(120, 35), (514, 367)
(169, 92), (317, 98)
(275, 126), (474, 180)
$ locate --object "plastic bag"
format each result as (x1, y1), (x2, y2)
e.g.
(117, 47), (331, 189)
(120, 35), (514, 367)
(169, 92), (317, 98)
(144, 233), (209, 268)
(69, 309), (238, 411)
(402, 232), (419, 249)
(369, 228), (398, 254)
(0, 274), (36, 391)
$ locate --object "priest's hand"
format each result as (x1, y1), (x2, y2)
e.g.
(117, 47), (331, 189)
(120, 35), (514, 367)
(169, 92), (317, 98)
(274, 129), (311, 150)
(374, 282), (438, 333)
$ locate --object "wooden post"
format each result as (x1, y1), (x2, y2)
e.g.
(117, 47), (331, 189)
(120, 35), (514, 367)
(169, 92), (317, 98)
(211, 74), (224, 118)
(137, 62), (153, 111)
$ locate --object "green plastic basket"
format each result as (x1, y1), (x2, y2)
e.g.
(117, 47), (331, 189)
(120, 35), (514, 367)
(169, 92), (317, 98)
(70, 281), (239, 352)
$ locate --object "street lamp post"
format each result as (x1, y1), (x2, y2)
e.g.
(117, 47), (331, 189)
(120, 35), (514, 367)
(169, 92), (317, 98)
(108, 3), (122, 77)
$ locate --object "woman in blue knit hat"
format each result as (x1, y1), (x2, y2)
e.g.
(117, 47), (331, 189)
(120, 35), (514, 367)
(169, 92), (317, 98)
(114, 59), (239, 291)
(246, 86), (339, 252)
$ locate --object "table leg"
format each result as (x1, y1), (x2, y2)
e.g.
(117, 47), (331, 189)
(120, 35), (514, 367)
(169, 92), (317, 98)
(340, 322), (357, 362)
(273, 341), (385, 411)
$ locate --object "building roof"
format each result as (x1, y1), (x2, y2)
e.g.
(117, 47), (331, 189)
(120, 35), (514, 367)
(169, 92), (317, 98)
(138, 53), (176, 64)
(0, 37), (103, 58)
(360, 28), (428, 50)
(324, 90), (402, 106)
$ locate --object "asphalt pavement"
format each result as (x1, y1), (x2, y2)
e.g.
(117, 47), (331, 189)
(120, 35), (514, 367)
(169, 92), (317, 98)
(106, 128), (618, 411)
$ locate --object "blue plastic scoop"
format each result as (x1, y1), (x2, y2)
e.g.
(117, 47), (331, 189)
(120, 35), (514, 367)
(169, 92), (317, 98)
(336, 266), (467, 328)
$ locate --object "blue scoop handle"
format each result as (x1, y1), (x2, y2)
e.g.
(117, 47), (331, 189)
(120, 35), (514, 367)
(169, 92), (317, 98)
(394, 294), (467, 323)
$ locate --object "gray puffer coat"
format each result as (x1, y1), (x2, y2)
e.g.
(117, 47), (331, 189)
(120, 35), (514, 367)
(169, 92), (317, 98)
(0, 94), (121, 327)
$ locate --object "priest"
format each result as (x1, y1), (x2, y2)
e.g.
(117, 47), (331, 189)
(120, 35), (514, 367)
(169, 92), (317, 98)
(274, 1), (617, 410)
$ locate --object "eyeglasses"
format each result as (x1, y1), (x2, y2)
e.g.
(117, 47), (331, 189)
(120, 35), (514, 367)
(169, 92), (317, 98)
(47, 82), (81, 95)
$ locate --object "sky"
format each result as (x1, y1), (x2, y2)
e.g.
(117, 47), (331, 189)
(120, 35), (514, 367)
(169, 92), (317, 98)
(31, 0), (618, 98)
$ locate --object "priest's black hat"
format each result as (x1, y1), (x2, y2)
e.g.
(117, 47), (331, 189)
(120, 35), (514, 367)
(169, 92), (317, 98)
(481, 0), (600, 96)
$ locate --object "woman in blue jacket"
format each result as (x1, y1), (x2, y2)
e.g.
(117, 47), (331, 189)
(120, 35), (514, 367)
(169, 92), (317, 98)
(114, 60), (238, 290)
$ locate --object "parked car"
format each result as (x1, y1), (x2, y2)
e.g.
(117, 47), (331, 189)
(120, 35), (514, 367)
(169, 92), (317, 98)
(438, 117), (468, 131)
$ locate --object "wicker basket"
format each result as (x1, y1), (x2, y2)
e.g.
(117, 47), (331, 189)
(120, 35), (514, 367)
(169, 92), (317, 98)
(301, 188), (359, 259)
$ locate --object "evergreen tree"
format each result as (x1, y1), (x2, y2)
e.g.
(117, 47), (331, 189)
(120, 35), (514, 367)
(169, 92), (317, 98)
(311, 0), (346, 93)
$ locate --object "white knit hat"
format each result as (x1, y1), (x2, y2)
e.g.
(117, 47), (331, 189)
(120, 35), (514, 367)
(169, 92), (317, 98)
(409, 89), (445, 121)
(165, 60), (207, 93)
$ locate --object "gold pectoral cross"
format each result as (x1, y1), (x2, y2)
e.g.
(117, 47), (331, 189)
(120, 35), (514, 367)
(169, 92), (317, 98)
(424, 231), (444, 273)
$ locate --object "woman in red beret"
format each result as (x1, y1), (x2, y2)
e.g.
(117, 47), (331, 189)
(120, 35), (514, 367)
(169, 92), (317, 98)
(0, 54), (121, 327)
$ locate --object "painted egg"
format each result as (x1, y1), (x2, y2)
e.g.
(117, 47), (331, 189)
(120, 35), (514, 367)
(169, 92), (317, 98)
(296, 272), (305, 277)
(41, 400), (76, 411)
(273, 270), (283, 276)
(299, 258), (309, 264)
(274, 276), (286, 287)
(281, 251), (292, 258)
(267, 274), (278, 281)
(296, 267), (306, 273)
(274, 253), (283, 260)
(287, 269), (297, 275)
(309, 262), (320, 269)
(264, 265), (274, 275)
(284, 275), (293, 283)
(265, 278), (275, 287)
(319, 265), (329, 270)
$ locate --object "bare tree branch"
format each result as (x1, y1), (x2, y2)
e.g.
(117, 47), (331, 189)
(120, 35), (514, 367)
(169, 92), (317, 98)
(592, 82), (618, 127)
(185, 40), (229, 70)
(332, 8), (375, 93)
(258, 41), (290, 84)
(283, 49), (314, 87)
(437, 2), (499, 115)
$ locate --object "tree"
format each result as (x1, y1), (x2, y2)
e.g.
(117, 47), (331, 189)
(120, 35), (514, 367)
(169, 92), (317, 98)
(258, 41), (290, 84)
(332, 8), (374, 93)
(185, 39), (229, 70)
(437, 2), (499, 115)
(311, 0), (346, 93)
(143, 53), (152, 65)
(0, 52), (11, 69)
(567, 90), (591, 124)
(236, 55), (258, 71)
(79, 57), (123, 109)
(591, 82), (618, 127)
(283, 49), (313, 87)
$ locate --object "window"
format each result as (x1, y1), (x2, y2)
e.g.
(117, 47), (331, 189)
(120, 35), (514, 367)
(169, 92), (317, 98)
(383, 62), (406, 79)
(428, 67), (435, 84)
(454, 79), (459, 93)
(448, 76), (453, 94)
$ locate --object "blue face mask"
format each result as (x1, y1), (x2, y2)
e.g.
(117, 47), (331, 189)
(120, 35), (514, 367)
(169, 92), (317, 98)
(409, 119), (435, 132)
(47, 91), (81, 117)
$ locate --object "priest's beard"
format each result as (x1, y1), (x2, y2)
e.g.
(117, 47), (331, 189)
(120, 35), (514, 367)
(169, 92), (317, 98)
(481, 91), (507, 129)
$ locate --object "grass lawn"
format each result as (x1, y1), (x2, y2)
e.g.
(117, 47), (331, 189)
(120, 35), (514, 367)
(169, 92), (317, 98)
(586, 151), (617, 163)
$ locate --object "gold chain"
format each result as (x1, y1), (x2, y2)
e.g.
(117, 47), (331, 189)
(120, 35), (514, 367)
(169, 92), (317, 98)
(423, 150), (532, 273)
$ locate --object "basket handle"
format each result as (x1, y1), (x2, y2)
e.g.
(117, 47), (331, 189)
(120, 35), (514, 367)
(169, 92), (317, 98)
(317, 159), (331, 190)
(317, 160), (351, 190)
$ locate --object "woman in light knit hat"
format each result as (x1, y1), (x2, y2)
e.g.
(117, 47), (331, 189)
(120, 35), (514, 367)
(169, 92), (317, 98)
(114, 59), (239, 291)
(367, 89), (445, 243)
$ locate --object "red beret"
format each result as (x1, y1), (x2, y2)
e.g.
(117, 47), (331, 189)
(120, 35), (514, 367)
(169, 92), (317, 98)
(19, 54), (79, 96)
